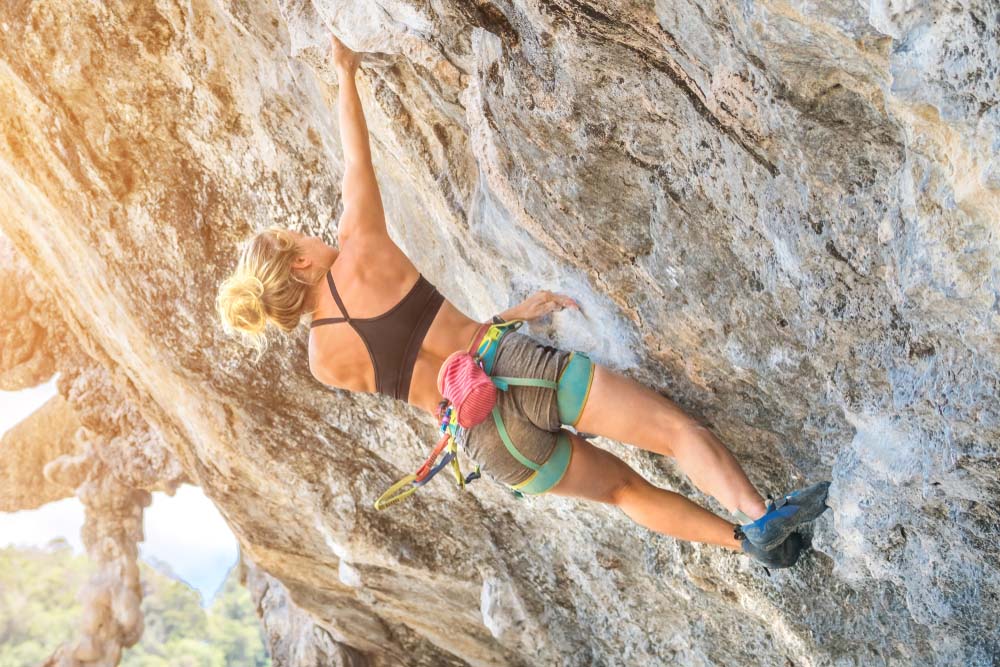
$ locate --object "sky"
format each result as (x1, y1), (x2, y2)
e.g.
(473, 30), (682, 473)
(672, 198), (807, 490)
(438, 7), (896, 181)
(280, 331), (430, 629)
(0, 377), (239, 606)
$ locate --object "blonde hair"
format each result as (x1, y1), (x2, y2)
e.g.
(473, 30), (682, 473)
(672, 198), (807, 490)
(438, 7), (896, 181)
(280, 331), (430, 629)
(216, 226), (313, 362)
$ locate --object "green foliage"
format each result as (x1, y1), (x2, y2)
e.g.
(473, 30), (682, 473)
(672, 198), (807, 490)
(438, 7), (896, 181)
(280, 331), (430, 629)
(0, 541), (270, 667)
(0, 539), (92, 667)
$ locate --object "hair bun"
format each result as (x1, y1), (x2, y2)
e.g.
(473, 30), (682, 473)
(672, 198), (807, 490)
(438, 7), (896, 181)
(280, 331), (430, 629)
(240, 274), (265, 299)
(216, 226), (311, 363)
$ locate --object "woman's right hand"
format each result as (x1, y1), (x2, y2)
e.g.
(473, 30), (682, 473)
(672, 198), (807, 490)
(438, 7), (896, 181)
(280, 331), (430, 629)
(330, 33), (362, 75)
(502, 291), (581, 322)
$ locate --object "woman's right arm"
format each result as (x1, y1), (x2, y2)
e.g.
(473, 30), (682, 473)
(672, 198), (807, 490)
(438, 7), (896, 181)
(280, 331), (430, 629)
(497, 291), (581, 322)
(331, 35), (388, 246)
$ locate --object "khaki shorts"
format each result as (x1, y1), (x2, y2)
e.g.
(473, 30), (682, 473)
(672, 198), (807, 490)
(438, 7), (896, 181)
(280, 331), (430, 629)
(454, 329), (595, 492)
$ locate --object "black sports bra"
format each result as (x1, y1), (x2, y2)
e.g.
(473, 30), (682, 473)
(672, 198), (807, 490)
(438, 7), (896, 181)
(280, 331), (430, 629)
(310, 270), (445, 401)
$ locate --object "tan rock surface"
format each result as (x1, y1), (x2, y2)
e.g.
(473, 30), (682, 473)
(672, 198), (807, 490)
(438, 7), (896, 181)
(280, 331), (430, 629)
(0, 234), (59, 390)
(0, 394), (80, 511)
(1, 1), (997, 665)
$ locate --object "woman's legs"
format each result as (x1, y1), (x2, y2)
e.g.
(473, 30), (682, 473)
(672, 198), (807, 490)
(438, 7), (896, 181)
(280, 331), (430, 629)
(547, 431), (741, 549)
(572, 364), (767, 521)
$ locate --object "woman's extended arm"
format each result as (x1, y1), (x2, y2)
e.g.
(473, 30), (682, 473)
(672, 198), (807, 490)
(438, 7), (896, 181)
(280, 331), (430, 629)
(331, 34), (388, 245)
(497, 290), (581, 322)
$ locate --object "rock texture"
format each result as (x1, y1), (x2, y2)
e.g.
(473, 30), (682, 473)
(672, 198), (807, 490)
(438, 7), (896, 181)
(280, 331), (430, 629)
(42, 428), (153, 667)
(0, 393), (80, 511)
(0, 234), (59, 389)
(1, 232), (188, 664)
(38, 362), (189, 666)
(1, 0), (998, 666)
(243, 553), (370, 667)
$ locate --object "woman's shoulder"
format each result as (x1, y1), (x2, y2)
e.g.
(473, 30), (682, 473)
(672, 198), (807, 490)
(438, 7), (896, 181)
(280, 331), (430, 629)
(339, 231), (419, 277)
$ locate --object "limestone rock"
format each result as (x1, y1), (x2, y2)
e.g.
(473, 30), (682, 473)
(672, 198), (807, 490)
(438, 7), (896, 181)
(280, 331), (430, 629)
(43, 427), (152, 667)
(243, 555), (374, 667)
(0, 233), (59, 389)
(1, 0), (997, 666)
(0, 394), (81, 511)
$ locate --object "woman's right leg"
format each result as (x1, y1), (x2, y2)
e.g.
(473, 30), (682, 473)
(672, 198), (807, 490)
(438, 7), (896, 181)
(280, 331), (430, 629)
(547, 430), (742, 550)
(570, 363), (767, 521)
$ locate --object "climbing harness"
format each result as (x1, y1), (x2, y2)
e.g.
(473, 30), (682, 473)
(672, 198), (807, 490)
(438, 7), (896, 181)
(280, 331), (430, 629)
(374, 318), (559, 510)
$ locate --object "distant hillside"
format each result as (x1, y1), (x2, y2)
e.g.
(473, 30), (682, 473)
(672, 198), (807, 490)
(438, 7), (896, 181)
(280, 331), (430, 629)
(0, 540), (271, 667)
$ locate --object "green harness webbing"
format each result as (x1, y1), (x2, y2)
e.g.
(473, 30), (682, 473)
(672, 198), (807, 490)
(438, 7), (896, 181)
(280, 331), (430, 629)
(488, 376), (559, 471)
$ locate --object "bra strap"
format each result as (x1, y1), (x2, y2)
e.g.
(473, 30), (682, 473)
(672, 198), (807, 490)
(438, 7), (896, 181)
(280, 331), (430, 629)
(310, 316), (348, 328)
(325, 269), (351, 321)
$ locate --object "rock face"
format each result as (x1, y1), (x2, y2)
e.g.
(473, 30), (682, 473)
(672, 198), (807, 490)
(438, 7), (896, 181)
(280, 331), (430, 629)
(1, 1), (998, 666)
(0, 394), (80, 511)
(243, 554), (371, 667)
(0, 235), (59, 390)
(41, 428), (153, 667)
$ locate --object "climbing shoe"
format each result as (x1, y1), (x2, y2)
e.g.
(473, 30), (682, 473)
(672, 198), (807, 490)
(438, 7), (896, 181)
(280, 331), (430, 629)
(778, 480), (831, 521)
(738, 529), (804, 569)
(740, 481), (831, 551)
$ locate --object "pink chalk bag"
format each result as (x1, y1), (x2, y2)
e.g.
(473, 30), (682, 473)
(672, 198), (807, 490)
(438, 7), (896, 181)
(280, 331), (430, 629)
(374, 318), (558, 510)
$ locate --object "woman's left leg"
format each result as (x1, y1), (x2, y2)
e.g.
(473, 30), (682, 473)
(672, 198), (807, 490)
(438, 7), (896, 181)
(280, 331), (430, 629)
(571, 363), (767, 521)
(546, 431), (742, 549)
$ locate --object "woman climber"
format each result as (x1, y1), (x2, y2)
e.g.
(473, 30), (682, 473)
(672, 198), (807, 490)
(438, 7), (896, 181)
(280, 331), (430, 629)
(216, 34), (829, 569)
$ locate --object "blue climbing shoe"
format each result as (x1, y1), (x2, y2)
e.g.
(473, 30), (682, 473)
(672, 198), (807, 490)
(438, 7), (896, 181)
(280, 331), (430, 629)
(741, 481), (831, 551)
(740, 531), (804, 569)
(779, 480), (831, 521)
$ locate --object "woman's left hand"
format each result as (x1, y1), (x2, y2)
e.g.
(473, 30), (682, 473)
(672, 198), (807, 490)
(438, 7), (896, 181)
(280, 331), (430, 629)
(506, 290), (580, 322)
(330, 33), (362, 74)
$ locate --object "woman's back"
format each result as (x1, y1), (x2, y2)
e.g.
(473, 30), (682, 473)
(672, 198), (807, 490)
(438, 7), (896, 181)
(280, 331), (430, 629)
(308, 238), (482, 415)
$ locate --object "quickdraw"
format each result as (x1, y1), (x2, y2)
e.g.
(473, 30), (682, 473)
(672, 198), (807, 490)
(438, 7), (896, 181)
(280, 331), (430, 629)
(372, 321), (526, 511)
(373, 402), (478, 510)
(375, 406), (466, 510)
